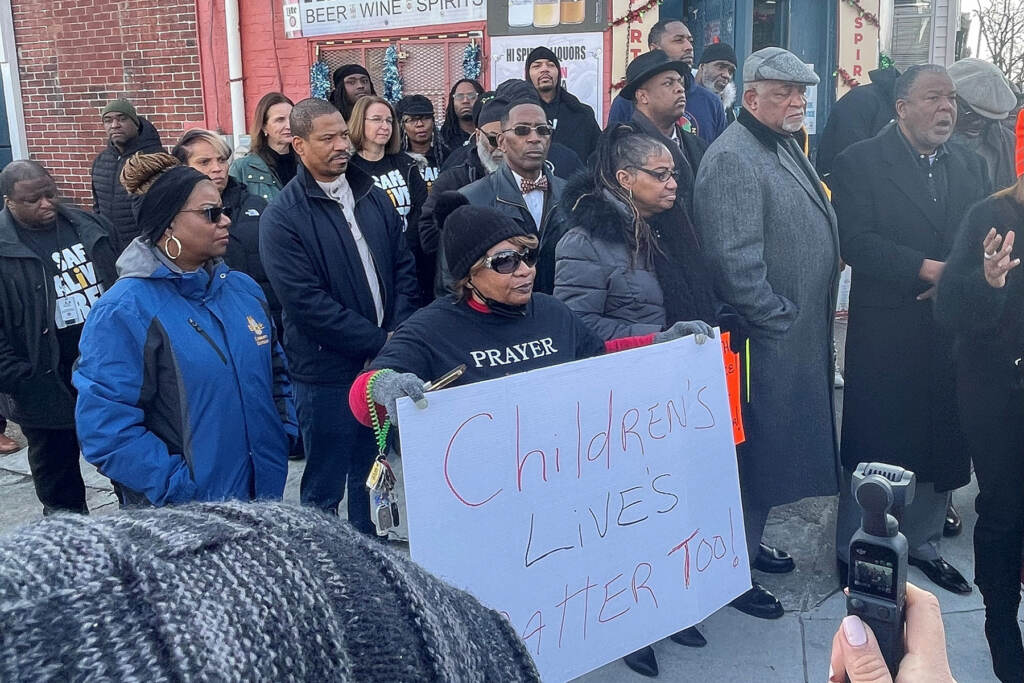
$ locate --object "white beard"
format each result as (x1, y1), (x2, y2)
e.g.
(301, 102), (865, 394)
(720, 82), (736, 110)
(476, 135), (502, 174)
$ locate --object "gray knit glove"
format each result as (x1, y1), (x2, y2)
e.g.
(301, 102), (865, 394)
(654, 320), (715, 345)
(371, 371), (428, 425)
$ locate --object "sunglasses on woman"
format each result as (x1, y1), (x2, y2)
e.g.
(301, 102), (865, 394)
(482, 247), (539, 274)
(180, 206), (226, 223)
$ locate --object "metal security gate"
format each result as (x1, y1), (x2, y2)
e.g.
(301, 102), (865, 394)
(315, 32), (485, 122)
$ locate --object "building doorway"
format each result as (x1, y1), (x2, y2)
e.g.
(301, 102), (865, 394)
(752, 0), (788, 51)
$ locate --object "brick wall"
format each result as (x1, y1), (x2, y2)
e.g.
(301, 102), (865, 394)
(11, 0), (205, 205)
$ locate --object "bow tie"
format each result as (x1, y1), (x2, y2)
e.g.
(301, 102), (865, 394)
(519, 175), (548, 193)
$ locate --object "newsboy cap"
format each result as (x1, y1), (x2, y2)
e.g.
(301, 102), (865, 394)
(743, 47), (819, 86)
(947, 58), (1017, 120)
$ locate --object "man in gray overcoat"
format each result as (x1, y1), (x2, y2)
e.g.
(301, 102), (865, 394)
(694, 47), (841, 618)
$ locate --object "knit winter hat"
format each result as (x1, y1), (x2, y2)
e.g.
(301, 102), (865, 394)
(101, 98), (140, 127)
(524, 46), (561, 79)
(332, 64), (373, 89)
(699, 42), (737, 67)
(0, 502), (540, 681)
(475, 94), (508, 127)
(438, 192), (531, 280)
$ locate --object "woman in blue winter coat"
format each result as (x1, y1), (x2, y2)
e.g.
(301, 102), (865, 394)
(73, 152), (298, 506)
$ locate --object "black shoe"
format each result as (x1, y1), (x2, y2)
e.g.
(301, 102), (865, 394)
(288, 437), (305, 461)
(669, 625), (707, 647)
(943, 504), (962, 537)
(837, 557), (849, 588)
(622, 646), (659, 677)
(753, 542), (795, 573)
(908, 556), (972, 595)
(730, 582), (785, 619)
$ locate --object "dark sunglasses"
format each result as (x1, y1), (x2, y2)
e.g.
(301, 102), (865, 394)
(180, 206), (226, 223)
(630, 166), (679, 183)
(481, 131), (501, 148)
(502, 124), (554, 137)
(482, 247), (538, 274)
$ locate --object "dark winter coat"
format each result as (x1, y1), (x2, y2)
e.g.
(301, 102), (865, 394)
(74, 241), (297, 506)
(936, 193), (1024, 442)
(221, 178), (280, 329)
(815, 67), (900, 180)
(90, 118), (164, 251)
(554, 172), (718, 340)
(458, 164), (569, 295)
(259, 163), (419, 386)
(0, 206), (117, 429)
(420, 146), (490, 258)
(950, 123), (1018, 192)
(831, 123), (990, 489)
(694, 108), (841, 508)
(607, 82), (729, 145)
(540, 89), (602, 164)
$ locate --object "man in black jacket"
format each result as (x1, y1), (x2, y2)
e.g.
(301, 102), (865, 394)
(90, 99), (164, 252)
(525, 47), (601, 163)
(815, 66), (900, 180)
(259, 98), (419, 533)
(455, 100), (569, 296)
(0, 161), (118, 514)
(831, 65), (990, 596)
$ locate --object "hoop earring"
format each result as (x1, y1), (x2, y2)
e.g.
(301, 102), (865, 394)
(163, 234), (182, 260)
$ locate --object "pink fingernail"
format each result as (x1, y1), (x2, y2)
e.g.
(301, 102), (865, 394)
(842, 615), (867, 647)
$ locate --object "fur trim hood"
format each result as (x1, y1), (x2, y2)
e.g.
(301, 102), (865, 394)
(562, 170), (636, 245)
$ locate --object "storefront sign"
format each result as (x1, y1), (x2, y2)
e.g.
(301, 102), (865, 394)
(298, 0), (486, 37)
(490, 32), (604, 123)
(609, 0), (659, 114)
(836, 0), (880, 99)
(489, 0), (605, 36)
(397, 337), (751, 681)
(805, 63), (818, 134)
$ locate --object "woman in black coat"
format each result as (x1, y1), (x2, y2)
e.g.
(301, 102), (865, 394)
(935, 176), (1024, 683)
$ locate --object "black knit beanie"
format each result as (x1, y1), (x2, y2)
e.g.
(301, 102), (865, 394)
(475, 94), (508, 127)
(133, 165), (208, 243)
(524, 46), (561, 81)
(438, 192), (531, 280)
(0, 502), (540, 681)
(333, 64), (373, 88)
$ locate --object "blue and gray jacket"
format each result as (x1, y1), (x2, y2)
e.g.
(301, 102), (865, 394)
(73, 239), (298, 506)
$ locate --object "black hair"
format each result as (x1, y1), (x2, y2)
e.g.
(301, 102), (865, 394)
(648, 18), (686, 48)
(894, 64), (947, 102)
(0, 160), (51, 199)
(290, 98), (343, 140)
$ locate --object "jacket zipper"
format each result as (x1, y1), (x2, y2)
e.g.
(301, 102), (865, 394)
(188, 318), (228, 365)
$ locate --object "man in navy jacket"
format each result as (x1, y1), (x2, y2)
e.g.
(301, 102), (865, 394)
(260, 98), (419, 532)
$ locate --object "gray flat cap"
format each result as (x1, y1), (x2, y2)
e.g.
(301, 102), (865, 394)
(948, 58), (1016, 119)
(743, 47), (819, 86)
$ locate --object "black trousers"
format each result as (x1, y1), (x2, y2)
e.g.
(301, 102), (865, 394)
(21, 426), (88, 515)
(961, 396), (1024, 683)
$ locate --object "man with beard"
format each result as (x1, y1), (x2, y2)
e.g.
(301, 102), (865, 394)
(695, 43), (738, 124)
(830, 65), (990, 596)
(329, 65), (376, 121)
(695, 48), (841, 619)
(439, 79), (483, 155)
(259, 98), (419, 532)
(608, 20), (728, 144)
(90, 98), (164, 251)
(525, 47), (601, 162)
(947, 58), (1018, 191)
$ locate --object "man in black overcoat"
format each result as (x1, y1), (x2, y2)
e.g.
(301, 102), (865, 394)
(830, 65), (990, 595)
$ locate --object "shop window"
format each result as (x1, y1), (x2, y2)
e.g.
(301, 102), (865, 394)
(890, 0), (932, 71)
(752, 0), (788, 51)
(317, 35), (482, 122)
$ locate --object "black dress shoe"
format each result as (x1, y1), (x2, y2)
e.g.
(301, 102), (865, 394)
(943, 504), (962, 537)
(908, 556), (972, 595)
(669, 625), (707, 647)
(730, 582), (785, 619)
(753, 542), (795, 573)
(622, 646), (659, 677)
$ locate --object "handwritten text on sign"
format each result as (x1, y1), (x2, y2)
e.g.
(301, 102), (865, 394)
(398, 336), (751, 681)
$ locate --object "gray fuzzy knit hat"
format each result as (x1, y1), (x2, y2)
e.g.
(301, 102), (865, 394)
(0, 502), (540, 681)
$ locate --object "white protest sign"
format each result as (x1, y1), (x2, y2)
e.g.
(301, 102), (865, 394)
(490, 32), (604, 125)
(398, 337), (750, 682)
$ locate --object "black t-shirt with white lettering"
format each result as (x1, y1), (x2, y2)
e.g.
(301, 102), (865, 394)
(371, 293), (605, 386)
(357, 154), (414, 221)
(16, 219), (108, 384)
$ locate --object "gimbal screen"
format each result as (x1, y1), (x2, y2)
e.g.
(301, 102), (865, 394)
(853, 558), (895, 596)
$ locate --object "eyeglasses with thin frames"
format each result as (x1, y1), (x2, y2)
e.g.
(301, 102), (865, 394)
(502, 124), (554, 137)
(629, 167), (679, 183)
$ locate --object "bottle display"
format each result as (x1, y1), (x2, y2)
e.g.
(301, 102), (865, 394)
(559, 0), (584, 24)
(508, 0), (534, 27)
(533, 0), (559, 28)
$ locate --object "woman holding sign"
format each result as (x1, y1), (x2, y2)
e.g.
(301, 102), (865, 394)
(348, 193), (712, 677)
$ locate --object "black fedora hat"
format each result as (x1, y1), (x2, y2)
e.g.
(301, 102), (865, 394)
(621, 51), (693, 101)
